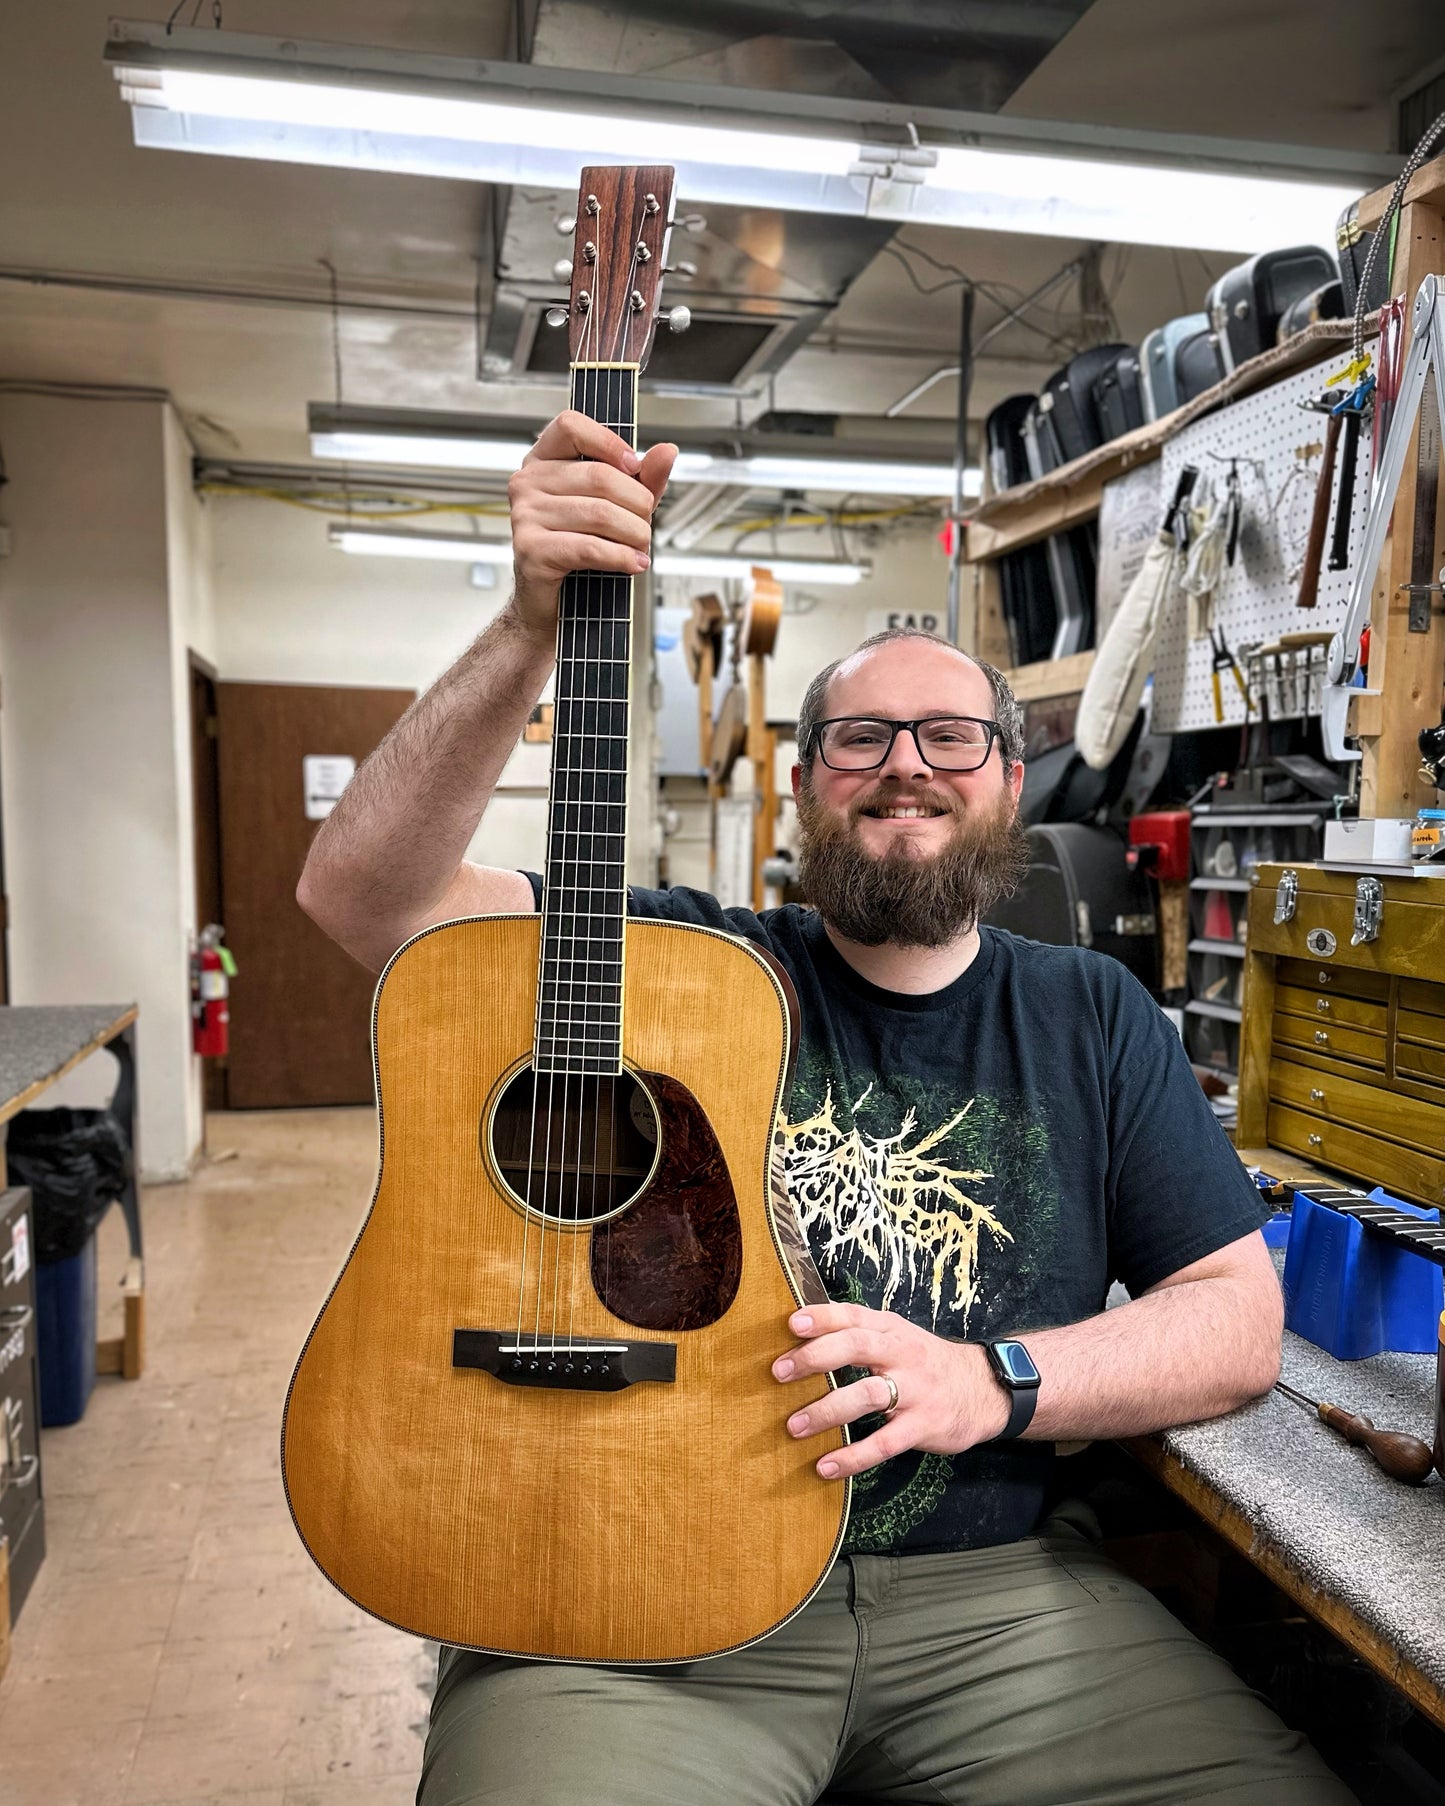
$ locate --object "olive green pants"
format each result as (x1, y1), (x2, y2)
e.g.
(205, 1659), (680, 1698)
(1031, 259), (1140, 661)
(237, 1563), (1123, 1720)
(417, 1524), (1354, 1806)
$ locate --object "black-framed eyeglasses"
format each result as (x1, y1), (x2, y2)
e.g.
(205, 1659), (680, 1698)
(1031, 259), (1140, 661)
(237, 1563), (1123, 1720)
(810, 716), (1001, 773)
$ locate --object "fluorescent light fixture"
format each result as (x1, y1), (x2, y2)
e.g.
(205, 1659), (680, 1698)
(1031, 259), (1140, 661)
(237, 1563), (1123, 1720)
(312, 431), (532, 472)
(652, 554), (867, 585)
(329, 525), (512, 562)
(107, 25), (1386, 254)
(327, 524), (867, 584)
(309, 421), (974, 500)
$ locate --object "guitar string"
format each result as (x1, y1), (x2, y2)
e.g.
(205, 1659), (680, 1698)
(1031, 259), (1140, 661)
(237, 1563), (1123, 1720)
(526, 259), (601, 1357)
(566, 213), (646, 1356)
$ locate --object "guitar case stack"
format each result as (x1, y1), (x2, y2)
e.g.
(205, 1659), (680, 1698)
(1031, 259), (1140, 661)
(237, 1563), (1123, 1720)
(1205, 245), (1338, 372)
(986, 395), (1057, 667)
(1335, 198), (1393, 318)
(987, 822), (1161, 992)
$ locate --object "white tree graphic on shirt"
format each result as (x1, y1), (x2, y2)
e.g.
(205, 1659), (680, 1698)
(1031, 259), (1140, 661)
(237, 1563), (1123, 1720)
(782, 1081), (1011, 1327)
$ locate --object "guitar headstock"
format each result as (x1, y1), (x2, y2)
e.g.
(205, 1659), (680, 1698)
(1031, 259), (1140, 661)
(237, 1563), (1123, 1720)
(566, 165), (676, 370)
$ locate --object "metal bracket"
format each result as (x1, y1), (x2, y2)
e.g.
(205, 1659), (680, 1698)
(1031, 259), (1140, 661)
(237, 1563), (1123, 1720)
(1351, 876), (1384, 945)
(1274, 869), (1299, 924)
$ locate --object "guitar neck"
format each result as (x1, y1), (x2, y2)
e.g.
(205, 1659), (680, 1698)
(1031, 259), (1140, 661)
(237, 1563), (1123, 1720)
(535, 361), (640, 1077)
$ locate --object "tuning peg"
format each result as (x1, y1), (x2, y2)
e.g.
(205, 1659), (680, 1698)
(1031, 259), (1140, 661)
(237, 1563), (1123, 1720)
(555, 215), (575, 236)
(664, 260), (697, 280)
(552, 258), (573, 282)
(678, 213), (707, 234)
(663, 305), (692, 334)
(544, 306), (569, 328)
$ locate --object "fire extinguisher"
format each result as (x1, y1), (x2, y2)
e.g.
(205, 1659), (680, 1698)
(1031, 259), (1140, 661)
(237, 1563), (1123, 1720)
(191, 923), (235, 1059)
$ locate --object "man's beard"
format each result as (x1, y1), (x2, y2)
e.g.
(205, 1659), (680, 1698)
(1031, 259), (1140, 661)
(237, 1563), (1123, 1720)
(795, 774), (1029, 949)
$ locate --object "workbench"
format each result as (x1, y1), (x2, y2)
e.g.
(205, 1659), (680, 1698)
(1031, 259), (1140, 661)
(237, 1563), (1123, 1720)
(1125, 1247), (1445, 1730)
(0, 1005), (143, 1380)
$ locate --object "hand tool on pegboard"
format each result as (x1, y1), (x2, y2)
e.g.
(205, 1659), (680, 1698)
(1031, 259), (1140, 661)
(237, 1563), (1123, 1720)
(1274, 1381), (1436, 1484)
(1294, 392), (1346, 608)
(1208, 625), (1251, 723)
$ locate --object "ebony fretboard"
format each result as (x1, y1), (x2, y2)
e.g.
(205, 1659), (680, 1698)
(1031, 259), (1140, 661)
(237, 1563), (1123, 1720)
(534, 363), (638, 1076)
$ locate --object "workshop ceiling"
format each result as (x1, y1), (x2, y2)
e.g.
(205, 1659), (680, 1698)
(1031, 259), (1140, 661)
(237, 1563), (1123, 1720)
(1, 0), (1441, 469)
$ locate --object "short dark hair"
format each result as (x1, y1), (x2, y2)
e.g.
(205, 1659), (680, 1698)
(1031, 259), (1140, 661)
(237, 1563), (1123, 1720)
(795, 628), (1025, 777)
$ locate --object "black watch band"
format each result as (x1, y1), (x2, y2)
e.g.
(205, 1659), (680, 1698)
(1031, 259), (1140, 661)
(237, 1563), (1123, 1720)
(984, 1339), (1041, 1441)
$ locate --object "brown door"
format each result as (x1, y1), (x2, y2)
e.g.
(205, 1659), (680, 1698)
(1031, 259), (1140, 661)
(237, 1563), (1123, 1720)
(190, 655), (226, 1109)
(216, 680), (414, 1109)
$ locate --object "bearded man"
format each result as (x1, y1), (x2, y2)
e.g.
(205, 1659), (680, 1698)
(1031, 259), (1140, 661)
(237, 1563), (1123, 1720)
(299, 411), (1352, 1806)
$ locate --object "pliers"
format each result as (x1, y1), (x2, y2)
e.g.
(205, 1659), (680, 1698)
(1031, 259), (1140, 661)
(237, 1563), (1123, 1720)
(1210, 626), (1251, 723)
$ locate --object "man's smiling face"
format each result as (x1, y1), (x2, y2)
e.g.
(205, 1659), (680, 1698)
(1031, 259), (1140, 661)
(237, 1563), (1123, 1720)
(797, 637), (1024, 851)
(790, 636), (1029, 949)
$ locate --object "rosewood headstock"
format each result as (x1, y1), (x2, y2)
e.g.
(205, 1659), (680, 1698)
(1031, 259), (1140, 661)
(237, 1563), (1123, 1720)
(566, 165), (676, 369)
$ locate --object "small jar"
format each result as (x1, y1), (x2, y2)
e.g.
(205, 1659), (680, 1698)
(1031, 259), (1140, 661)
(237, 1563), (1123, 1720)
(1412, 807), (1445, 864)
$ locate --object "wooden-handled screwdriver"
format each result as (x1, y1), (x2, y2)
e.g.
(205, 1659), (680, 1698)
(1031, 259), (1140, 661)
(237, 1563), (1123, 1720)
(1275, 1381), (1436, 1484)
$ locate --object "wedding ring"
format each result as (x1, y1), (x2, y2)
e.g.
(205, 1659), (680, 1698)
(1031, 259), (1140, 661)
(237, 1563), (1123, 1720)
(880, 1374), (899, 1418)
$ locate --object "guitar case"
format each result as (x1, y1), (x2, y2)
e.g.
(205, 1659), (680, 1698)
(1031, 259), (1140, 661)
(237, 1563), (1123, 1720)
(1172, 320), (1227, 403)
(998, 542), (1057, 667)
(1276, 279), (1345, 344)
(1091, 347), (1145, 442)
(1336, 198), (1394, 317)
(1205, 245), (1338, 372)
(1139, 313), (1209, 420)
(1021, 397), (1061, 479)
(1044, 524), (1097, 660)
(987, 822), (1160, 990)
(985, 393), (1036, 494)
(1036, 344), (1131, 465)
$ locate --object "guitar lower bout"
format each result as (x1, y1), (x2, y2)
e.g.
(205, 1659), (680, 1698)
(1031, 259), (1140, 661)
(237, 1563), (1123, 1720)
(281, 912), (849, 1663)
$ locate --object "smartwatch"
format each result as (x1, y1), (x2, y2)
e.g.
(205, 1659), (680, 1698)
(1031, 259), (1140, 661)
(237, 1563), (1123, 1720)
(983, 1339), (1041, 1441)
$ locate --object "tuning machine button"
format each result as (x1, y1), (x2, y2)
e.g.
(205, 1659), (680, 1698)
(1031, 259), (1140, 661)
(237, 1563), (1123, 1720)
(662, 305), (692, 333)
(544, 306), (569, 328)
(552, 258), (573, 282)
(555, 215), (576, 236)
(664, 260), (697, 280)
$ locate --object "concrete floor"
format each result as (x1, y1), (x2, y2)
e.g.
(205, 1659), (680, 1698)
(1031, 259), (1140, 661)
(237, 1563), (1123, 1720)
(0, 1109), (434, 1806)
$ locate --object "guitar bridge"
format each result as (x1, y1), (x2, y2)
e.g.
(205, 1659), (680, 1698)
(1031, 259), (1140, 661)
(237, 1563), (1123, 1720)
(452, 1330), (676, 1391)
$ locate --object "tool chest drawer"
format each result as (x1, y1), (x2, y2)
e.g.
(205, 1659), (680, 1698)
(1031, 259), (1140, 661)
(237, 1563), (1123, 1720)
(1240, 865), (1445, 1208)
(1267, 1104), (1445, 1207)
(0, 1188), (44, 1625)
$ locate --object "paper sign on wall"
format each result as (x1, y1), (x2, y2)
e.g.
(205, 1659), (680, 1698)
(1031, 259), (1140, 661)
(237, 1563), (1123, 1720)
(11, 1215), (30, 1284)
(864, 607), (944, 638)
(303, 755), (356, 821)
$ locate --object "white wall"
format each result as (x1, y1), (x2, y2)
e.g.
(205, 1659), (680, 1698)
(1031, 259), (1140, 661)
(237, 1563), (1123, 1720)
(0, 395), (205, 1179)
(208, 496), (548, 875)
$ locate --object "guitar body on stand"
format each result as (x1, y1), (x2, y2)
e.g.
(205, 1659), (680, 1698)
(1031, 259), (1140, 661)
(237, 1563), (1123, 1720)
(281, 166), (848, 1665)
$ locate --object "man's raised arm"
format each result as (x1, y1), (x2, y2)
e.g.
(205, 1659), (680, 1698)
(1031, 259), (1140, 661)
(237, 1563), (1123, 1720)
(296, 413), (676, 971)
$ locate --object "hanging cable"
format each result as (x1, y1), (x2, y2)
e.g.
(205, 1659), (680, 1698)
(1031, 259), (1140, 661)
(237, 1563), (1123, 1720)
(1352, 109), (1445, 364)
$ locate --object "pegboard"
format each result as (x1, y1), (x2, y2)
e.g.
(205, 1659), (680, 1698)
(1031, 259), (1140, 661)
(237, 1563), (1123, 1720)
(1150, 343), (1377, 734)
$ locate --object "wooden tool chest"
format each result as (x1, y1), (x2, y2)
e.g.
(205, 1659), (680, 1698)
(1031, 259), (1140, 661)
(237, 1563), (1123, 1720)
(1238, 864), (1445, 1207)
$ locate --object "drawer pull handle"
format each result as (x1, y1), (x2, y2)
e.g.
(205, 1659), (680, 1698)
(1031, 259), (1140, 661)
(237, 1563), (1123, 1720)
(1314, 1029), (1330, 1045)
(1310, 1088), (1325, 1102)
(0, 1304), (30, 1330)
(1309, 1134), (1323, 1147)
(4, 1452), (38, 1490)
(1316, 998), (1331, 1014)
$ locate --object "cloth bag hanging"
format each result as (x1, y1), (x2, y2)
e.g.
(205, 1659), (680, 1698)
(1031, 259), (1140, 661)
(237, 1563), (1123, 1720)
(1076, 528), (1181, 770)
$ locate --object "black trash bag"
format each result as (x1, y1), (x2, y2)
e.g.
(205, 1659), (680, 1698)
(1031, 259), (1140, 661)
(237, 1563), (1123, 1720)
(7, 1107), (129, 1264)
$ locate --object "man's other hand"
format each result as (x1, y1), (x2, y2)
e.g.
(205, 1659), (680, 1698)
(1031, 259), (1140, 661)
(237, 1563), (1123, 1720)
(772, 1303), (1011, 1480)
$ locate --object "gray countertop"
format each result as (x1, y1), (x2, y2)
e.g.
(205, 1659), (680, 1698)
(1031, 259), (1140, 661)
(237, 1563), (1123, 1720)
(1154, 1253), (1443, 1694)
(0, 1003), (136, 1117)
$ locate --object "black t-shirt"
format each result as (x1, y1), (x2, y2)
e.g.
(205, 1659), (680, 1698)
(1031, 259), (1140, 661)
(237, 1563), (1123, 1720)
(523, 877), (1268, 1556)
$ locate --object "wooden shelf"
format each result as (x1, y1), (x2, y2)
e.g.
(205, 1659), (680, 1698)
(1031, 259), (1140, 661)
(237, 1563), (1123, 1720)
(964, 316), (1370, 564)
(1190, 877), (1251, 892)
(1003, 650), (1095, 702)
(1189, 939), (1246, 959)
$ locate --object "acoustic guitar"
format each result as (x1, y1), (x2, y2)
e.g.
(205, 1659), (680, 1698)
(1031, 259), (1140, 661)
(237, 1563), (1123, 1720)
(281, 165), (848, 1665)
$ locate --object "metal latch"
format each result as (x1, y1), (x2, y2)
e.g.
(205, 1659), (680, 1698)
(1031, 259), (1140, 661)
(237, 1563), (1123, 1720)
(1274, 869), (1299, 924)
(1113, 914), (1157, 936)
(1351, 876), (1384, 945)
(1074, 900), (1093, 947)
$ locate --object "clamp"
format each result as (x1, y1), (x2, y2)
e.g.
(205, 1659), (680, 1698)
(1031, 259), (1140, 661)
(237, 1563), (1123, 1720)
(1322, 273), (1445, 762)
(1209, 626), (1251, 723)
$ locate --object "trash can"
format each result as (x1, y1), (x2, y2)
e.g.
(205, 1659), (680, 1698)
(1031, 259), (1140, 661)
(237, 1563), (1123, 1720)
(35, 1236), (98, 1426)
(7, 1107), (129, 1428)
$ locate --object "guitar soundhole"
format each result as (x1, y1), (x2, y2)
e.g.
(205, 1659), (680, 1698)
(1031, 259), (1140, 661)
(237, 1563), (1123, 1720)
(487, 1065), (661, 1227)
